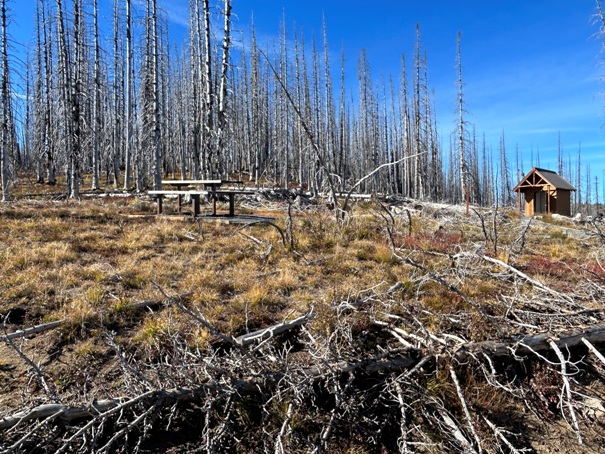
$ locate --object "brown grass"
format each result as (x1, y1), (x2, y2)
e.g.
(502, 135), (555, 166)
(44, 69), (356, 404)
(0, 196), (598, 339)
(2, 183), (605, 451)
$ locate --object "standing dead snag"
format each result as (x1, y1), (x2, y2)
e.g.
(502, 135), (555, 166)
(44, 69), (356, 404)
(216, 0), (231, 177)
(123, 0), (135, 189)
(202, 0), (213, 177)
(456, 32), (469, 206)
(259, 48), (341, 221)
(0, 0), (13, 202)
(147, 0), (162, 190)
(91, 0), (101, 190)
(55, 0), (81, 199)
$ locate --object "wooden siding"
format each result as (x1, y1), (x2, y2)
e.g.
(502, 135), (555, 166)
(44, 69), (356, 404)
(515, 167), (574, 217)
(522, 186), (572, 217)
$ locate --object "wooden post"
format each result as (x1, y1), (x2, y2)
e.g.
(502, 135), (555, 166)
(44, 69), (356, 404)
(228, 193), (235, 216)
(191, 194), (200, 217)
(156, 195), (163, 214)
(465, 184), (470, 217)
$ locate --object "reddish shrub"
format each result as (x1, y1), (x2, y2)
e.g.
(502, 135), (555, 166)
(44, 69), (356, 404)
(584, 261), (605, 276)
(399, 232), (463, 254)
(526, 256), (567, 277)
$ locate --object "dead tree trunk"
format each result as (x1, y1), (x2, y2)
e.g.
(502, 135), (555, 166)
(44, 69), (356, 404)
(91, 0), (101, 190)
(216, 0), (231, 178)
(202, 0), (214, 178)
(123, 0), (135, 190)
(0, 0), (10, 201)
(149, 0), (162, 190)
(55, 0), (76, 198)
(456, 32), (468, 204)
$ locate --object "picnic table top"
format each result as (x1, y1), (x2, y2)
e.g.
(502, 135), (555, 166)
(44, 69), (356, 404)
(148, 189), (256, 195)
(148, 190), (205, 195)
(161, 179), (223, 185)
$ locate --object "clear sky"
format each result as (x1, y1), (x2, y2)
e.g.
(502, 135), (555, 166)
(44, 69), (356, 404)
(8, 0), (605, 201)
(236, 0), (605, 198)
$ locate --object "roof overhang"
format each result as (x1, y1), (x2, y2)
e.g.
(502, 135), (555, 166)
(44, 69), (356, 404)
(513, 167), (576, 192)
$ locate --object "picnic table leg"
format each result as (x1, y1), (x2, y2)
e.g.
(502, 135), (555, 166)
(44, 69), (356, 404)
(228, 194), (235, 216)
(191, 194), (200, 217)
(156, 195), (163, 214)
(212, 194), (217, 216)
(177, 194), (182, 213)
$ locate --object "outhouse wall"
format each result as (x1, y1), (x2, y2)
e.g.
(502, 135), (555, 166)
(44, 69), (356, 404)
(556, 190), (571, 216)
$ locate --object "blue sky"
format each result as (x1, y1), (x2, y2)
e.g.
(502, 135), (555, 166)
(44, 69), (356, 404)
(235, 1), (605, 196)
(8, 0), (605, 200)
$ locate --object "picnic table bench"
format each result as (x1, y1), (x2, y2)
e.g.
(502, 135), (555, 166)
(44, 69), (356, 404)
(148, 180), (253, 217)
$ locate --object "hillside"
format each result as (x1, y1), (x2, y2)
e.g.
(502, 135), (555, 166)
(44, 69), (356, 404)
(1, 188), (605, 453)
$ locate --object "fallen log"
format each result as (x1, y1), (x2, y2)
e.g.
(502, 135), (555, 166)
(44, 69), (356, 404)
(235, 312), (315, 346)
(455, 323), (605, 359)
(0, 399), (124, 430)
(1, 320), (65, 342)
(3, 317), (604, 443)
(0, 350), (415, 431)
(0, 388), (198, 431)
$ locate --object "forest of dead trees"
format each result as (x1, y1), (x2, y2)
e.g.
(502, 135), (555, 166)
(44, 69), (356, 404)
(0, 0), (601, 212)
(2, 2), (605, 452)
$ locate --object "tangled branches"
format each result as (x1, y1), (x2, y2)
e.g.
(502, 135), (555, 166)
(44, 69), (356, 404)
(2, 275), (605, 453)
(2, 207), (605, 453)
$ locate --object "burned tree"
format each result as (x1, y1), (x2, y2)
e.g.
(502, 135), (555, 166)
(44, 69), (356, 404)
(0, 0), (14, 201)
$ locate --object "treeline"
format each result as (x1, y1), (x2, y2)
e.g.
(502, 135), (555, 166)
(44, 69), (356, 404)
(0, 0), (598, 210)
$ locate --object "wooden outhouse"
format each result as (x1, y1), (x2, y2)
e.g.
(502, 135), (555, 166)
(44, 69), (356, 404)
(513, 167), (576, 217)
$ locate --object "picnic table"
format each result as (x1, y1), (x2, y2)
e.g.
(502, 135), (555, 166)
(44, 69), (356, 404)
(148, 179), (254, 217)
(161, 180), (222, 212)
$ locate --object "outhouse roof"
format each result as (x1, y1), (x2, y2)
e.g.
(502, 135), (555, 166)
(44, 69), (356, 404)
(513, 167), (576, 192)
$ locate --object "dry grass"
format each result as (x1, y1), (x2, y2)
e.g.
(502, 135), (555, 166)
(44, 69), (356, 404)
(2, 183), (605, 451)
(1, 196), (598, 343)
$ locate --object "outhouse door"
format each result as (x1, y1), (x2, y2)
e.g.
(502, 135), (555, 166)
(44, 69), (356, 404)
(535, 191), (547, 213)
